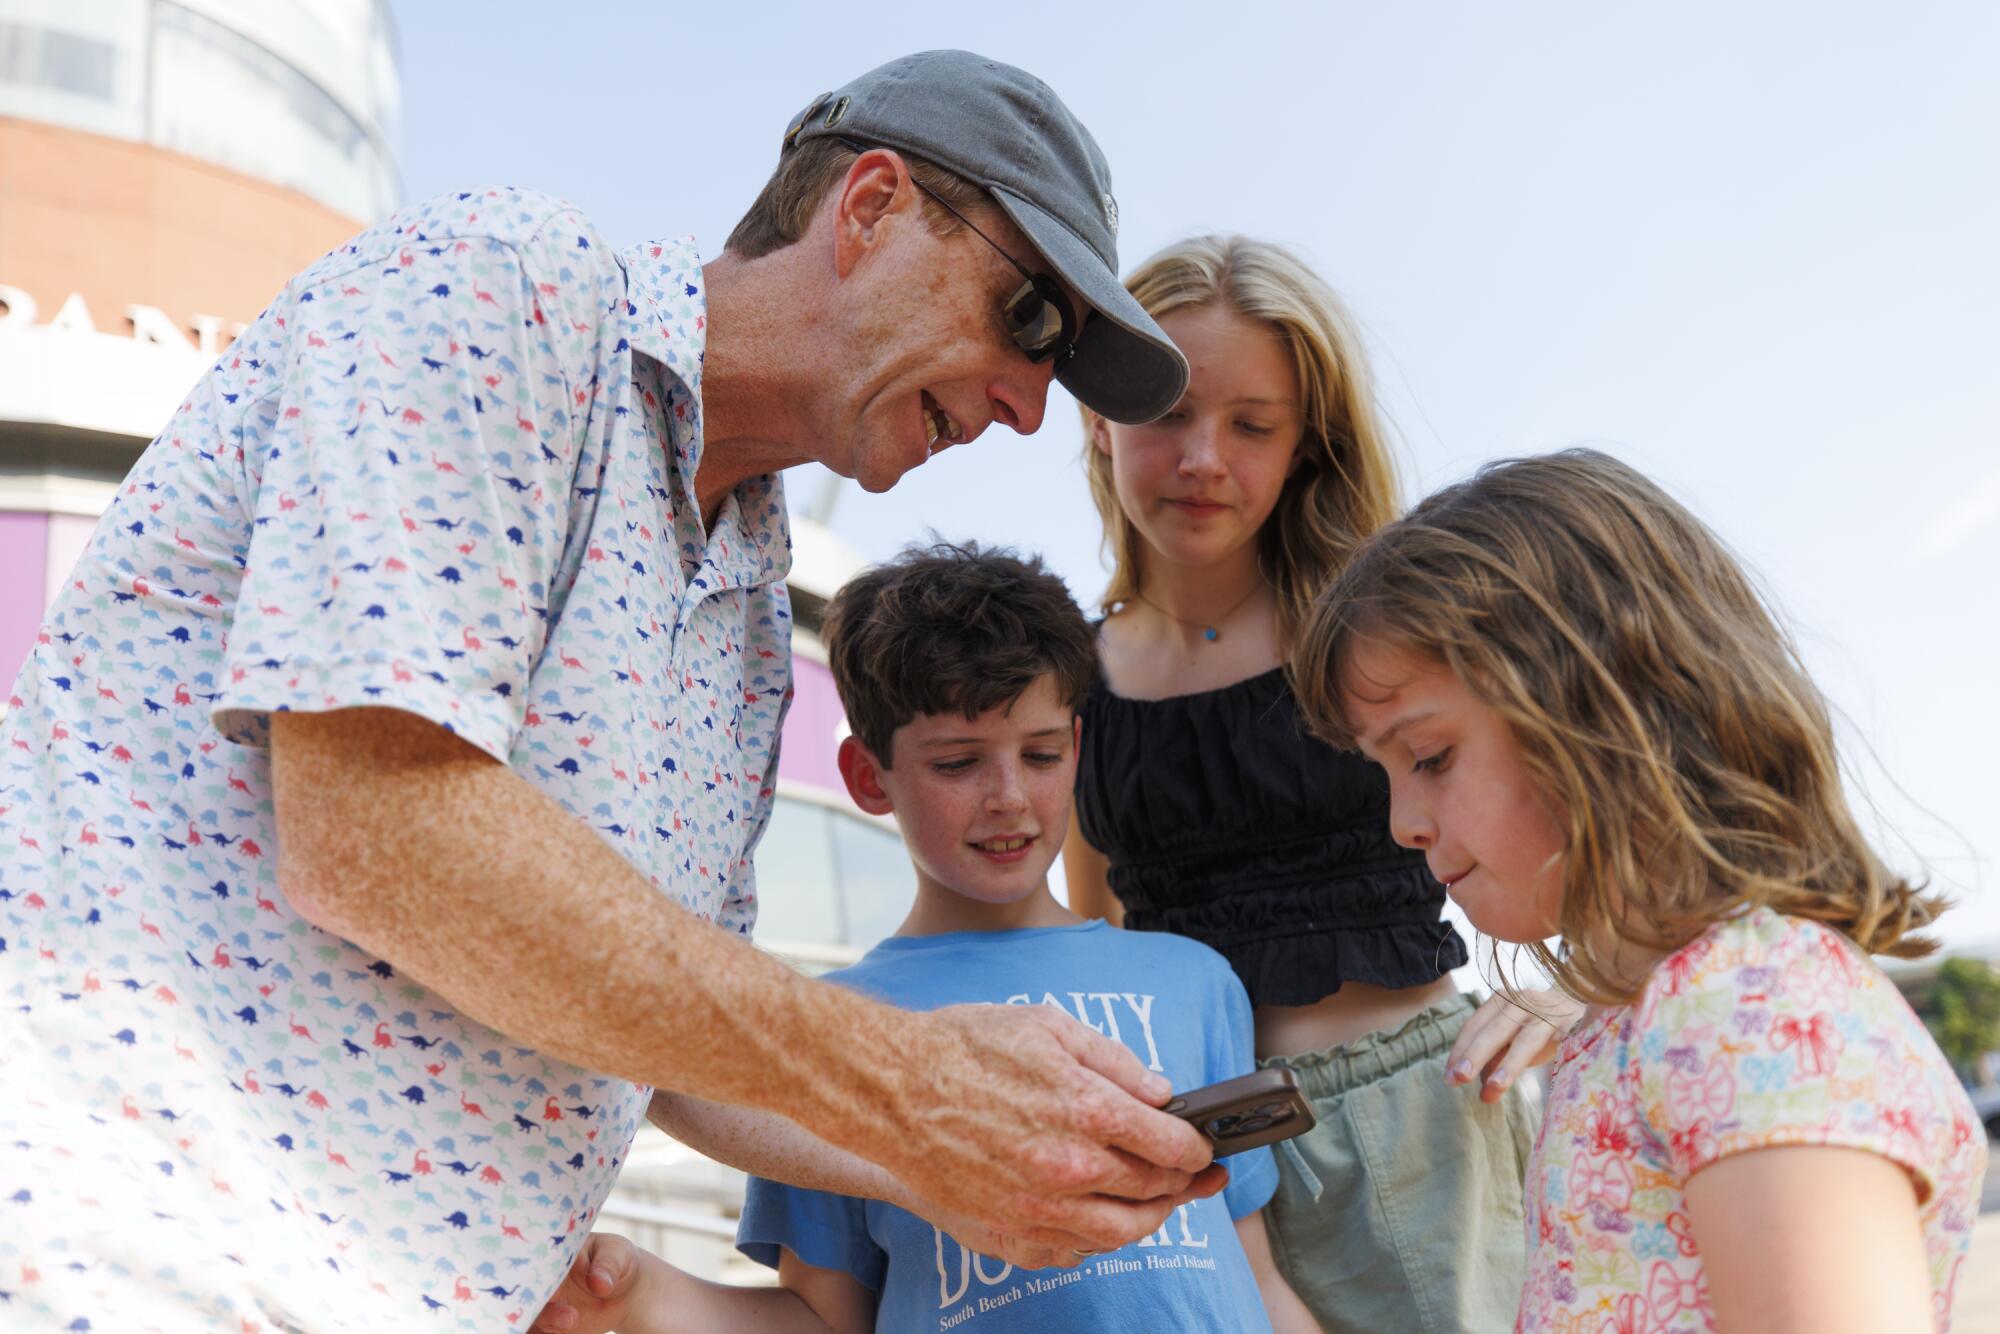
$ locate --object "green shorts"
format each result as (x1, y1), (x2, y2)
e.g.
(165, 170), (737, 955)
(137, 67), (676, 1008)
(1257, 993), (1537, 1333)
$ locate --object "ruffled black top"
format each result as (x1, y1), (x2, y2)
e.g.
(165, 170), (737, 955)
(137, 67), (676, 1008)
(1075, 666), (1467, 1008)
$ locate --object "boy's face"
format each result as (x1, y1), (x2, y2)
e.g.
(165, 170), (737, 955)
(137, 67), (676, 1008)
(839, 674), (1078, 909)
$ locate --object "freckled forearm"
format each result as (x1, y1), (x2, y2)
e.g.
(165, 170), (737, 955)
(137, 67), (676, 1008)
(271, 710), (916, 1152)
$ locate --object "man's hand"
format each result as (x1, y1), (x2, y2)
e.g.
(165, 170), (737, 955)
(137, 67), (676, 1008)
(870, 1002), (1226, 1258)
(530, 1233), (659, 1334)
(889, 1182), (1233, 1273)
(649, 1086), (1220, 1272)
(1446, 987), (1585, 1102)
(273, 710), (1221, 1264)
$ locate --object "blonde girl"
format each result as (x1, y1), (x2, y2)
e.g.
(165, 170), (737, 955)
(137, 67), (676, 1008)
(1293, 448), (1985, 1332)
(1064, 236), (1555, 1332)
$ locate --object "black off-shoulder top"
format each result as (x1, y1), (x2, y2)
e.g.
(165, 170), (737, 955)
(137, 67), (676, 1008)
(1074, 666), (1467, 1008)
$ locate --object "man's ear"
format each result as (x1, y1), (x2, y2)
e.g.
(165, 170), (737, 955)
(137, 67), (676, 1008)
(837, 734), (896, 817)
(832, 149), (917, 280)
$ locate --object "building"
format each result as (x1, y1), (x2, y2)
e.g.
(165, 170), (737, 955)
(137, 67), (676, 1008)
(1, 0), (400, 674)
(2, 0), (903, 1284)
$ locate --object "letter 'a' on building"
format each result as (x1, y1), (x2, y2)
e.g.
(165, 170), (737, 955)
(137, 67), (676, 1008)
(0, 0), (910, 1286)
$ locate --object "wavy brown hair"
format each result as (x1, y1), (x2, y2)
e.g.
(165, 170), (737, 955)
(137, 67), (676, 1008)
(1291, 449), (1944, 1004)
(1080, 236), (1401, 648)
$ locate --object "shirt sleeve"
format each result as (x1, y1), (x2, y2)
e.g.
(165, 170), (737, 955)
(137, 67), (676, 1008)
(212, 202), (617, 761)
(1206, 959), (1279, 1219)
(736, 1175), (888, 1291)
(1639, 912), (1954, 1205)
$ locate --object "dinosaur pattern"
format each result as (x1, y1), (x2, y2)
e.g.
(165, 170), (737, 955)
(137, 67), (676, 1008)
(0, 187), (794, 1330)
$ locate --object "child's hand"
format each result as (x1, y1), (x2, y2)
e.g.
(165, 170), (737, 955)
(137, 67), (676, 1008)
(530, 1232), (658, 1334)
(1446, 988), (1585, 1103)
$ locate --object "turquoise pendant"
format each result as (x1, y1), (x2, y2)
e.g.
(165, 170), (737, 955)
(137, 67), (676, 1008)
(1204, 627), (1219, 642)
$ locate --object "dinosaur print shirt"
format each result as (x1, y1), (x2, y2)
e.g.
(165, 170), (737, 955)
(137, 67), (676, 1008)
(0, 187), (793, 1331)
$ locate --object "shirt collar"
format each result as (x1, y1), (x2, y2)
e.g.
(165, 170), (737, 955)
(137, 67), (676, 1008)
(617, 235), (708, 483)
(617, 236), (792, 596)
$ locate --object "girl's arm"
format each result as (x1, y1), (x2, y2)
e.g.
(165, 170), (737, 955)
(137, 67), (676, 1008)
(528, 1232), (874, 1334)
(1234, 1209), (1322, 1333)
(1061, 803), (1124, 925)
(1445, 986), (1584, 1103)
(1682, 1145), (1932, 1333)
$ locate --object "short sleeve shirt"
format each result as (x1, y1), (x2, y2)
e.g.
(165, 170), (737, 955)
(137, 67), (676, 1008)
(0, 187), (793, 1331)
(737, 921), (1280, 1333)
(1518, 909), (1987, 1332)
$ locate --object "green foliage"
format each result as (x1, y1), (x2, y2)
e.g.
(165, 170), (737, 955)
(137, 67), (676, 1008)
(1915, 957), (2000, 1077)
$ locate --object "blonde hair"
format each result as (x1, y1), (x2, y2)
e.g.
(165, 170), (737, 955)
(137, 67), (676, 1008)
(1081, 236), (1401, 647)
(1292, 449), (1944, 1005)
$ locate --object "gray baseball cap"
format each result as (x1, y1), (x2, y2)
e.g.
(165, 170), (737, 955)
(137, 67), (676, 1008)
(784, 50), (1188, 425)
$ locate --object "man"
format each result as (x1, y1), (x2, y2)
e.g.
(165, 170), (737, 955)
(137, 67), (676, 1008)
(0, 51), (1215, 1331)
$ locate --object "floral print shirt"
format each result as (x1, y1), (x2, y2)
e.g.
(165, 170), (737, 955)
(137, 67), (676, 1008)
(1519, 908), (1986, 1333)
(0, 187), (793, 1331)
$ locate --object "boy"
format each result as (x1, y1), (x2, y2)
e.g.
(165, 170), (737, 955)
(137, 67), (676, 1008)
(535, 543), (1316, 1332)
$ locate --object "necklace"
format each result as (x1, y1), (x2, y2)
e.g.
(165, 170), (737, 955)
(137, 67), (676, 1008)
(1133, 582), (1265, 643)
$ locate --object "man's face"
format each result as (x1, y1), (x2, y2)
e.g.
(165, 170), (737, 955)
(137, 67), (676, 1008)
(817, 160), (1077, 492)
(839, 675), (1079, 906)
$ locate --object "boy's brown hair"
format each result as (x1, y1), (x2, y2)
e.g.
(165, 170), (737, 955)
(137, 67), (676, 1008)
(823, 542), (1097, 766)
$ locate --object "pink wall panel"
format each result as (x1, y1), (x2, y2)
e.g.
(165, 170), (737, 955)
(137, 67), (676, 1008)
(0, 511), (50, 689)
(776, 655), (847, 797)
(44, 512), (100, 607)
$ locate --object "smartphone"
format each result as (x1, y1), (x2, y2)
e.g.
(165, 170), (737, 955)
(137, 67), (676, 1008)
(1164, 1067), (1315, 1157)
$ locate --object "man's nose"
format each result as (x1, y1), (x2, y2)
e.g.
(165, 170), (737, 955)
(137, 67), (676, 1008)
(985, 361), (1054, 437)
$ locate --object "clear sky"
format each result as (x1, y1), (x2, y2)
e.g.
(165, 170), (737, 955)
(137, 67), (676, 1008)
(389, 1), (2000, 953)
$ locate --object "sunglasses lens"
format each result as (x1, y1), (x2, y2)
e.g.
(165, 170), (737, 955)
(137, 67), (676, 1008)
(1004, 279), (1070, 362)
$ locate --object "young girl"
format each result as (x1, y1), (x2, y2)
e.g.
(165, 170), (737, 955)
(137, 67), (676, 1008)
(1291, 448), (1986, 1332)
(1064, 235), (1560, 1332)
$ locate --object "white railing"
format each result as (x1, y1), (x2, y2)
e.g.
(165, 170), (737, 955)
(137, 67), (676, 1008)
(598, 1194), (740, 1241)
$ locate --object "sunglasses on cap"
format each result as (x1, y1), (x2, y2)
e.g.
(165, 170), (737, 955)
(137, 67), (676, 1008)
(839, 139), (1079, 371)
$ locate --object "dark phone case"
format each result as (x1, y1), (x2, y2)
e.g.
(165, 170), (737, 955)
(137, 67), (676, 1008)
(1163, 1067), (1316, 1158)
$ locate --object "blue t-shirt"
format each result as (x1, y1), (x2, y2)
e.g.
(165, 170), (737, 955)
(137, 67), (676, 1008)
(737, 920), (1277, 1333)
